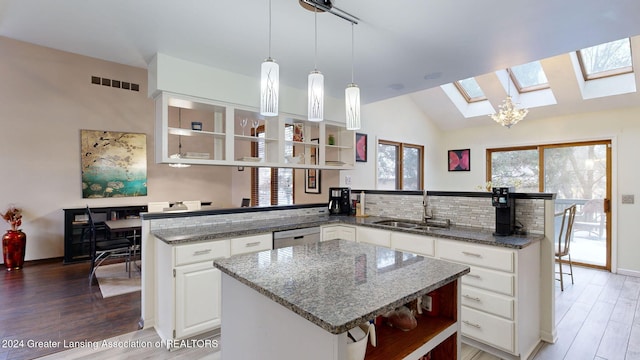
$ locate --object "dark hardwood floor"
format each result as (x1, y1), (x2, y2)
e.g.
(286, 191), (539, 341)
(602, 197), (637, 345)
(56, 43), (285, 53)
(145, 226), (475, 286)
(0, 259), (140, 360)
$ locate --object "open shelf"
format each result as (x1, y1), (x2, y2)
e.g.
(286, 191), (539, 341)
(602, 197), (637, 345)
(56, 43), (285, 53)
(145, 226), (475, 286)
(364, 280), (458, 360)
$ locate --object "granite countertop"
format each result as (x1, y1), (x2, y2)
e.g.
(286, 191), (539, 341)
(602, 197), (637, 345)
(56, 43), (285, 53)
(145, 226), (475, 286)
(152, 214), (542, 249)
(214, 239), (470, 334)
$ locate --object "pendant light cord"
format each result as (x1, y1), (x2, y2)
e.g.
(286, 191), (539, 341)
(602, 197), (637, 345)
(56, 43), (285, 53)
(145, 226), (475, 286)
(351, 23), (355, 83)
(268, 0), (272, 59)
(314, 6), (318, 71)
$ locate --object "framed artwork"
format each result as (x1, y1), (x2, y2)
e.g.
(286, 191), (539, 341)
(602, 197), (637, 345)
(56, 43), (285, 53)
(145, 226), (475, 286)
(305, 168), (321, 194)
(81, 130), (148, 198)
(448, 149), (470, 171)
(356, 133), (367, 162)
(310, 138), (319, 165)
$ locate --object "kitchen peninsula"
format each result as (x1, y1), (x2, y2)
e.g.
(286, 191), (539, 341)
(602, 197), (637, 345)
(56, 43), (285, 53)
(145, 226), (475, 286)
(214, 239), (470, 360)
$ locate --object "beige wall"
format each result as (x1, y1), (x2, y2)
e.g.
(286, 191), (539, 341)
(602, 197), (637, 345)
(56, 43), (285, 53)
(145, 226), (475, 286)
(0, 37), (235, 261)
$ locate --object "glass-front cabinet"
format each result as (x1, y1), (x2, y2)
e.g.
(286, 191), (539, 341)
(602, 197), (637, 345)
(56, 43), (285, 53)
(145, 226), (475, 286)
(155, 92), (354, 169)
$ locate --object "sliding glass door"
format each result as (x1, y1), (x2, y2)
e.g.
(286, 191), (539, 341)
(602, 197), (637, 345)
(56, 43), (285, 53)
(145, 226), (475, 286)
(489, 140), (611, 269)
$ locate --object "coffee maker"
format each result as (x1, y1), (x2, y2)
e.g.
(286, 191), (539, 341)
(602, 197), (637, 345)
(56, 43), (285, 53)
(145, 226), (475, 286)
(492, 187), (515, 236)
(328, 187), (351, 215)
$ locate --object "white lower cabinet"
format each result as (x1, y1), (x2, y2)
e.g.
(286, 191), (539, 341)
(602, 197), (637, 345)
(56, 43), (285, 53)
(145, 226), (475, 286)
(155, 233), (272, 345)
(175, 261), (222, 339)
(438, 238), (541, 360)
(390, 232), (435, 257)
(356, 226), (391, 247)
(321, 225), (356, 242)
(461, 307), (515, 353)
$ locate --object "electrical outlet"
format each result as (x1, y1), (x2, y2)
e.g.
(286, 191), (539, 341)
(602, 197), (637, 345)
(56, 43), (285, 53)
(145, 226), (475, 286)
(344, 175), (352, 185)
(622, 194), (635, 204)
(422, 295), (432, 312)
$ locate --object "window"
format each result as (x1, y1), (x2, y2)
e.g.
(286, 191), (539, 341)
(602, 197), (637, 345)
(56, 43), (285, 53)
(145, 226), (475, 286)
(508, 61), (549, 92)
(377, 140), (423, 190)
(454, 77), (487, 103)
(487, 146), (539, 192)
(251, 125), (294, 206)
(577, 38), (633, 80)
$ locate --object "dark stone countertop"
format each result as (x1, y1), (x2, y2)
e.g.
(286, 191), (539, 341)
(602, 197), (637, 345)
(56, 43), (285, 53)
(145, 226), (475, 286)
(152, 214), (542, 249)
(214, 239), (470, 334)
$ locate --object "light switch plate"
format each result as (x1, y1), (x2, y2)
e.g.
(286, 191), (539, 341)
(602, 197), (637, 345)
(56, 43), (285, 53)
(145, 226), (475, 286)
(621, 194), (635, 204)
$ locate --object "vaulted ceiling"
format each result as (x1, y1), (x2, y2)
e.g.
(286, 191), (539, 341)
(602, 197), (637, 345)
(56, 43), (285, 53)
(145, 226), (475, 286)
(2, 0), (640, 130)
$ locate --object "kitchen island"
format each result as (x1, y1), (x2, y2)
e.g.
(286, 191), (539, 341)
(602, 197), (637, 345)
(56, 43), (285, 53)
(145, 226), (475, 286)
(214, 239), (470, 360)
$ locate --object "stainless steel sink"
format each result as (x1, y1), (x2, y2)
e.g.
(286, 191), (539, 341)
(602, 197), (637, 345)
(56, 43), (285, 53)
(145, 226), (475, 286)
(373, 220), (423, 229)
(373, 219), (450, 231)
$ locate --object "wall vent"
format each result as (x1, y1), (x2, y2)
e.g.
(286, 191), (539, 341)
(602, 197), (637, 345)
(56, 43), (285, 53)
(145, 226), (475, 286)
(90, 76), (139, 92)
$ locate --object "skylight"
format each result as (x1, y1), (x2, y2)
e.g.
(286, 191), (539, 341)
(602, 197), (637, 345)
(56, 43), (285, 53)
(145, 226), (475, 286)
(577, 38), (633, 80)
(509, 61), (549, 93)
(454, 77), (486, 103)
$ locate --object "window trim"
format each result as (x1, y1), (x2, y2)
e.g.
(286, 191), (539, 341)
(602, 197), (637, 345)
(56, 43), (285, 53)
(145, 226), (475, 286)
(453, 80), (487, 103)
(378, 139), (424, 190)
(576, 38), (634, 81)
(507, 67), (550, 93)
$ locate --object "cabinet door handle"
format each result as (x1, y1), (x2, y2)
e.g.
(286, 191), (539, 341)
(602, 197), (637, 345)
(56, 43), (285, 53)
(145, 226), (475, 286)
(462, 251), (482, 257)
(463, 294), (481, 302)
(193, 249), (212, 256)
(466, 273), (481, 279)
(245, 241), (261, 248)
(463, 320), (481, 329)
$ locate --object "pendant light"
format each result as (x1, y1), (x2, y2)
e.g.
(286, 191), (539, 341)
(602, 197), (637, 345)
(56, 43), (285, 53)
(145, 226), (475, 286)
(345, 22), (360, 130)
(308, 5), (324, 122)
(169, 108), (191, 168)
(260, 0), (279, 117)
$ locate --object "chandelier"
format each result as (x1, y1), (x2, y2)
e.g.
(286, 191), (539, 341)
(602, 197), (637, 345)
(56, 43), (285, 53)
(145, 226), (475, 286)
(490, 72), (528, 128)
(490, 96), (528, 128)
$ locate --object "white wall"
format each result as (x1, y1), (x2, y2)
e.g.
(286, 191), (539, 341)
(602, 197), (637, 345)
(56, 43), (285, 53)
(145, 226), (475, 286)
(340, 95), (444, 189)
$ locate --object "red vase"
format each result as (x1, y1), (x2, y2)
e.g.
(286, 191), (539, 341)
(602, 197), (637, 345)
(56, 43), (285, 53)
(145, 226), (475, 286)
(2, 230), (26, 271)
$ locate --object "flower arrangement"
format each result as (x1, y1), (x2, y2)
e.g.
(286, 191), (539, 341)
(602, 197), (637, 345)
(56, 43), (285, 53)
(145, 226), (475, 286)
(2, 205), (23, 231)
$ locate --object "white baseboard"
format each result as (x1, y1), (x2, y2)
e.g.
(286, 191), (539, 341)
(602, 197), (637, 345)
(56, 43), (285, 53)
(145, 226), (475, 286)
(617, 268), (640, 277)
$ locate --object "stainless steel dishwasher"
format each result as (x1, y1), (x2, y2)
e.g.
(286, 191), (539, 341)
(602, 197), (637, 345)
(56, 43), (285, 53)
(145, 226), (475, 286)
(272, 227), (321, 249)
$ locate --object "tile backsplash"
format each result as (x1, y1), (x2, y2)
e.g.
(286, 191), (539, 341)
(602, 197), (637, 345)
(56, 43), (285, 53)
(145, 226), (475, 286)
(364, 193), (545, 234)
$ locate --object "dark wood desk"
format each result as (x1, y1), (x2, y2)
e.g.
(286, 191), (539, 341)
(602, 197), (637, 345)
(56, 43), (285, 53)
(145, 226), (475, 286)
(105, 218), (142, 275)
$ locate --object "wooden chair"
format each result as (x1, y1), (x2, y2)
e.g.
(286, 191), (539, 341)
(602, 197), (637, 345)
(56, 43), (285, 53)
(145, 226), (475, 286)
(87, 206), (132, 285)
(556, 204), (577, 291)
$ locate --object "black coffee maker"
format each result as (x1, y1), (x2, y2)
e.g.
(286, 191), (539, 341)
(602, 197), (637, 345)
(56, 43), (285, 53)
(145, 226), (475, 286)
(328, 187), (351, 215)
(492, 187), (515, 236)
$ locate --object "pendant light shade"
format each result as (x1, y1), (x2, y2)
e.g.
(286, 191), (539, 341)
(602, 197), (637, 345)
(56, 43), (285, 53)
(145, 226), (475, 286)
(260, 58), (279, 116)
(260, 0), (278, 117)
(345, 83), (360, 130)
(345, 23), (360, 130)
(308, 70), (324, 122)
(308, 6), (324, 122)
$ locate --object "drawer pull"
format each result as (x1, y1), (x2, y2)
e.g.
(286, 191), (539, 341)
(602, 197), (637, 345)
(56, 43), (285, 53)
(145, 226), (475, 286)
(193, 249), (212, 256)
(466, 273), (481, 279)
(462, 251), (482, 258)
(245, 241), (262, 247)
(463, 320), (482, 329)
(463, 294), (481, 302)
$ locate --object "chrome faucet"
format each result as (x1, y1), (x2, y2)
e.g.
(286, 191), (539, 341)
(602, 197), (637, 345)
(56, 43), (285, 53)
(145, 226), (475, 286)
(423, 190), (432, 222)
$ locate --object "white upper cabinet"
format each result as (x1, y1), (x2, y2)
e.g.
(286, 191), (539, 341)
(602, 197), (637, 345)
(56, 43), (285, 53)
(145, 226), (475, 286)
(154, 91), (354, 169)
